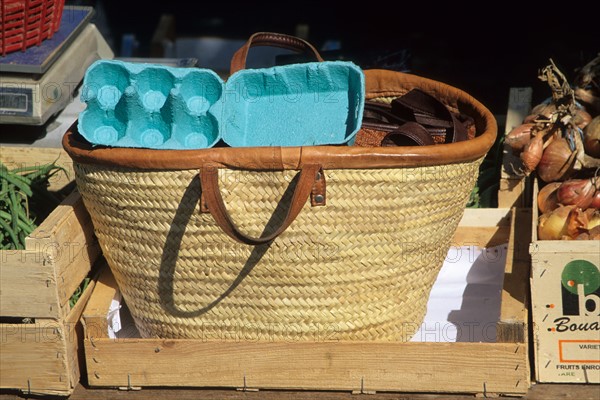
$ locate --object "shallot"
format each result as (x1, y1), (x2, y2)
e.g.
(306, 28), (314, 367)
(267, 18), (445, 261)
(591, 191), (600, 209)
(584, 116), (600, 158)
(505, 124), (533, 152)
(537, 182), (561, 214)
(537, 137), (576, 182)
(538, 205), (575, 240)
(521, 134), (544, 175)
(557, 179), (595, 209)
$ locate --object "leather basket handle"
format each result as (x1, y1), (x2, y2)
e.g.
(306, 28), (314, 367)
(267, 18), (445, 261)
(230, 32), (324, 75)
(200, 164), (322, 245)
(391, 89), (468, 143)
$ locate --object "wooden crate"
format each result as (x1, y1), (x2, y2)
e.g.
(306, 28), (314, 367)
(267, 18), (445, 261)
(530, 179), (600, 384)
(0, 277), (97, 396)
(82, 208), (531, 397)
(0, 146), (74, 192)
(1, 146), (102, 396)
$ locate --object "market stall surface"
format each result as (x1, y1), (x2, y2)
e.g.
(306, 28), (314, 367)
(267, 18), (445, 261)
(1, 383), (600, 399)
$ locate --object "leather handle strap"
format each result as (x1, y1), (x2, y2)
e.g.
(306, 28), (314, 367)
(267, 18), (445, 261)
(230, 32), (324, 75)
(200, 164), (322, 245)
(361, 101), (435, 146)
(382, 122), (435, 146)
(391, 89), (468, 143)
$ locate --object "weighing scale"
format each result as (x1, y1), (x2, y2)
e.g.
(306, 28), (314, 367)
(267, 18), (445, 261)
(0, 6), (113, 125)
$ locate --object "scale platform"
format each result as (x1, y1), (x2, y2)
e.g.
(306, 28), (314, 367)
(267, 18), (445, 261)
(0, 7), (113, 125)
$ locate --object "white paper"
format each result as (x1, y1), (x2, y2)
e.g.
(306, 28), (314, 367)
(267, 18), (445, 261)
(410, 244), (507, 343)
(106, 291), (122, 339)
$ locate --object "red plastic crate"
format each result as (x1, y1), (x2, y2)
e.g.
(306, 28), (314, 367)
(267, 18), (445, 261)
(0, 0), (64, 56)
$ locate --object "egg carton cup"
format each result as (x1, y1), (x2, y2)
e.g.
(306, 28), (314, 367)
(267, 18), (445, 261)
(78, 59), (365, 149)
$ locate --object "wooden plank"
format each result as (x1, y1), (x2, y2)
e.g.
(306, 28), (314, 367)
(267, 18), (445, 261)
(28, 191), (100, 316)
(82, 265), (117, 341)
(497, 208), (531, 345)
(0, 382), (598, 400)
(457, 208), (511, 227)
(452, 208), (511, 248)
(504, 87), (533, 136)
(452, 226), (511, 249)
(64, 277), (97, 393)
(0, 146), (74, 192)
(0, 253), (59, 318)
(86, 339), (527, 395)
(499, 177), (530, 208)
(0, 191), (98, 318)
(0, 319), (70, 395)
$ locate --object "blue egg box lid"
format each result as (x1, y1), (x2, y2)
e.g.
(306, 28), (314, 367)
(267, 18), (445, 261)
(78, 59), (365, 149)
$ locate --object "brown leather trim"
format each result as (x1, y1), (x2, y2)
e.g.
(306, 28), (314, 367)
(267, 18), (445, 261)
(310, 168), (326, 206)
(63, 70), (497, 171)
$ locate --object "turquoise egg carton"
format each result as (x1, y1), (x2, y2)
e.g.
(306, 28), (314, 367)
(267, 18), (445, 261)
(78, 59), (365, 149)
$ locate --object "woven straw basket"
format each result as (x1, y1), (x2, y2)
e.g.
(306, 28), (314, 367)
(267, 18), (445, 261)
(63, 36), (496, 342)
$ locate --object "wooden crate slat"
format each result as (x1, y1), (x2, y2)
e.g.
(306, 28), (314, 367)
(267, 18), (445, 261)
(0, 276), (97, 396)
(82, 266), (116, 340)
(0, 253), (60, 318)
(0, 146), (74, 192)
(64, 276), (97, 392)
(497, 207), (531, 345)
(28, 191), (100, 316)
(85, 339), (527, 395)
(1, 191), (99, 318)
(0, 319), (70, 394)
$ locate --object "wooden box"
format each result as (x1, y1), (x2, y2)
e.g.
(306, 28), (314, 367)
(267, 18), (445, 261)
(0, 146), (75, 193)
(0, 146), (101, 396)
(82, 208), (531, 397)
(530, 179), (600, 384)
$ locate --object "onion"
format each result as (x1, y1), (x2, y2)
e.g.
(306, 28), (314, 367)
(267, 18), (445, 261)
(591, 191), (600, 209)
(521, 134), (544, 175)
(574, 229), (600, 240)
(589, 225), (600, 240)
(575, 210), (600, 240)
(575, 87), (600, 116)
(537, 137), (576, 182)
(537, 182), (562, 213)
(524, 103), (556, 123)
(557, 179), (595, 209)
(538, 205), (575, 240)
(575, 232), (590, 240)
(584, 116), (600, 158)
(588, 210), (600, 230)
(567, 208), (589, 239)
(506, 124), (534, 152)
(573, 108), (593, 130)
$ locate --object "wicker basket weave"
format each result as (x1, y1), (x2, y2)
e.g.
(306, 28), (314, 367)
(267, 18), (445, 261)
(0, 0), (64, 56)
(64, 66), (497, 341)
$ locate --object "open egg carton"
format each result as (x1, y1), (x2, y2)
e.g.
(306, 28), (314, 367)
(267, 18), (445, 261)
(78, 59), (365, 149)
